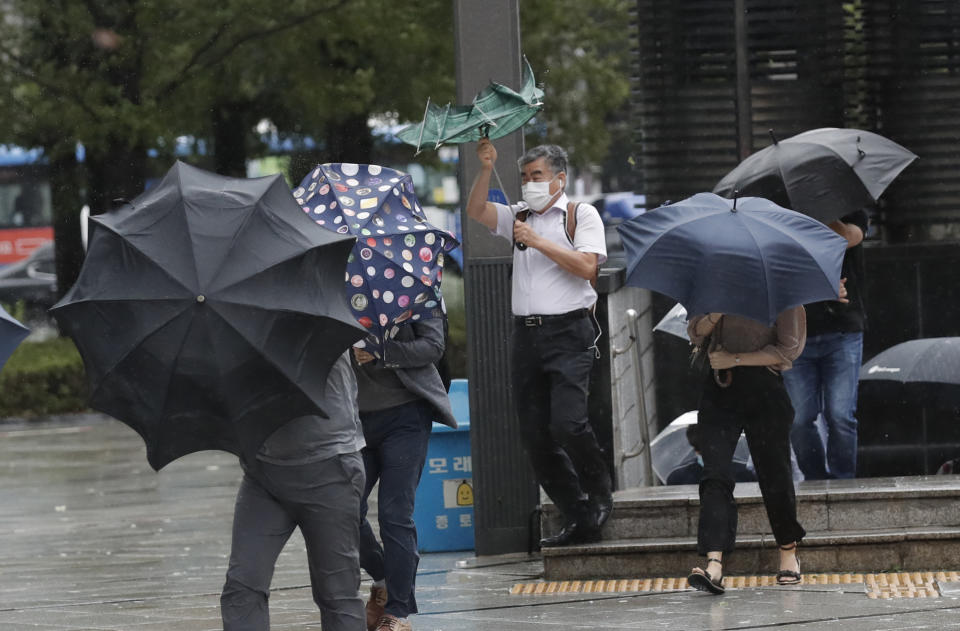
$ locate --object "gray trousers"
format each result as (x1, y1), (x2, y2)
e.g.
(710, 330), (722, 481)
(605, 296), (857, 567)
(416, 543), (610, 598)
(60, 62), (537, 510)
(221, 452), (366, 631)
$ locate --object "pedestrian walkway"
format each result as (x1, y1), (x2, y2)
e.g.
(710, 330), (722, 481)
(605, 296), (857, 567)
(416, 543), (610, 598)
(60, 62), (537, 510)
(511, 570), (960, 599)
(2, 414), (960, 629)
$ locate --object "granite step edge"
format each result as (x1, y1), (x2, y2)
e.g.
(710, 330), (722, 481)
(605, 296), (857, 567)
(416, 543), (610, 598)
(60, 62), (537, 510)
(540, 525), (960, 558)
(543, 476), (960, 513)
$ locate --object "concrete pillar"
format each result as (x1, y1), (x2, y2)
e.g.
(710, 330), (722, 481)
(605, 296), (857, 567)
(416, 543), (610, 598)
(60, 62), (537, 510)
(453, 0), (539, 555)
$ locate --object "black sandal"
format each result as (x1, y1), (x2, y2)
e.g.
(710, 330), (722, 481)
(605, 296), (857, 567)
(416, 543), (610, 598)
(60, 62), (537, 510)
(687, 557), (725, 594)
(776, 543), (802, 585)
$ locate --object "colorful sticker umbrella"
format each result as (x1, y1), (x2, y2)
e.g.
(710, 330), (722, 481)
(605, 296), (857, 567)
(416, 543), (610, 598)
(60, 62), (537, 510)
(292, 163), (459, 355)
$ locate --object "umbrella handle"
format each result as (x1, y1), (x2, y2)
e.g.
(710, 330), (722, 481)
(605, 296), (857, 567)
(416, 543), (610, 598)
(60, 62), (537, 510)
(514, 206), (528, 250)
(714, 369), (733, 388)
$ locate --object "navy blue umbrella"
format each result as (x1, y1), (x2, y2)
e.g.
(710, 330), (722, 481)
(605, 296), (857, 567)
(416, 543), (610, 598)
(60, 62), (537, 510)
(0, 304), (30, 371)
(617, 193), (848, 325)
(293, 163), (459, 356)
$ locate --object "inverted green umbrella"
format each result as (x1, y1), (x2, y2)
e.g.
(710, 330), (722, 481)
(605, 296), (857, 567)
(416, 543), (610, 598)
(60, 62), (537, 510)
(396, 56), (544, 153)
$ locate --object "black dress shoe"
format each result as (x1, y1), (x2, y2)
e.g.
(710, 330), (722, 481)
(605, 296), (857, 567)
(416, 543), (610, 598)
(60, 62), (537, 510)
(593, 494), (614, 529)
(539, 521), (601, 547)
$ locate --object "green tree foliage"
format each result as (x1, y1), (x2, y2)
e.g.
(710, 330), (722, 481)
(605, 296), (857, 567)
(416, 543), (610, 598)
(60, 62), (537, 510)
(520, 0), (632, 172)
(0, 0), (453, 291)
(0, 1), (630, 298)
(0, 337), (87, 417)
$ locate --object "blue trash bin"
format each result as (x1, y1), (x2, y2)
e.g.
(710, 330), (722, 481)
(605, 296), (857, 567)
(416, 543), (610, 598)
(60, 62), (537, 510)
(413, 378), (474, 552)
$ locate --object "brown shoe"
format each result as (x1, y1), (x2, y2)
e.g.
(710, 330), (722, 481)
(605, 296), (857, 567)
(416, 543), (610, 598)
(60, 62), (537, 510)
(365, 584), (387, 630)
(374, 614), (412, 631)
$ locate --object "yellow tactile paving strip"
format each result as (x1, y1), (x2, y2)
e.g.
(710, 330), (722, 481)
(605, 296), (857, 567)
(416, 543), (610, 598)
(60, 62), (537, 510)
(511, 571), (960, 599)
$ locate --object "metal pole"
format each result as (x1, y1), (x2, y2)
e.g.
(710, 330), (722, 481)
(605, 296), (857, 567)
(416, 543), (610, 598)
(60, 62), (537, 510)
(734, 0), (753, 160)
(614, 308), (655, 486)
(453, 0), (538, 556)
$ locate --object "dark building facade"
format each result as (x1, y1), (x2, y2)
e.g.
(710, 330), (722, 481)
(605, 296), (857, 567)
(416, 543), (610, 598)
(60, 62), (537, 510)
(630, 0), (960, 475)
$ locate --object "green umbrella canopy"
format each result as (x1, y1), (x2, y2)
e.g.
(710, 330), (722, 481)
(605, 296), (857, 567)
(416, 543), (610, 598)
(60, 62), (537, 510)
(397, 57), (544, 153)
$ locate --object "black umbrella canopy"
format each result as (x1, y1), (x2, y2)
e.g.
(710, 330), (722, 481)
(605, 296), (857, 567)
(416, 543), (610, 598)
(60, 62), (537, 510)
(714, 128), (917, 224)
(860, 337), (960, 410)
(52, 161), (366, 470)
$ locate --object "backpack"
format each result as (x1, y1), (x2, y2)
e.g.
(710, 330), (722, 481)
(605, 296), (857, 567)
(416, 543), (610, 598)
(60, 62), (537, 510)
(563, 201), (600, 288)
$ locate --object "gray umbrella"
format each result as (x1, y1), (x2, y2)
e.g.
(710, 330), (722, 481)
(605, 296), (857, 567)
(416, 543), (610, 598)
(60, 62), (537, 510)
(714, 127), (917, 225)
(650, 411), (751, 484)
(653, 302), (689, 341)
(860, 337), (960, 410)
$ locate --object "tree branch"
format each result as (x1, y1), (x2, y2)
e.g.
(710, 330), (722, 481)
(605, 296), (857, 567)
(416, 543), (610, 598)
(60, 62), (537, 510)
(155, 20), (230, 100)
(79, 0), (109, 25)
(0, 43), (102, 123)
(153, 0), (350, 101)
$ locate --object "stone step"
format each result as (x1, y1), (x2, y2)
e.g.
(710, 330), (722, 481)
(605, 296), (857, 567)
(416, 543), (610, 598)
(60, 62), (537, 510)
(541, 526), (960, 579)
(543, 475), (960, 541)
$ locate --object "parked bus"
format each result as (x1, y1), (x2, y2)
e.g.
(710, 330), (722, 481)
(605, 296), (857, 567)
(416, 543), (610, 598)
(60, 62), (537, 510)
(0, 145), (55, 267)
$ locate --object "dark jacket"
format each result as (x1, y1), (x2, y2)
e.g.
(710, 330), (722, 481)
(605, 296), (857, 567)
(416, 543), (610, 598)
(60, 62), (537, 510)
(380, 318), (457, 428)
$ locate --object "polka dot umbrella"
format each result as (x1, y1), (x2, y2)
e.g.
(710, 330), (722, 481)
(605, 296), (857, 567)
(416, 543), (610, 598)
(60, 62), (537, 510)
(293, 163), (459, 355)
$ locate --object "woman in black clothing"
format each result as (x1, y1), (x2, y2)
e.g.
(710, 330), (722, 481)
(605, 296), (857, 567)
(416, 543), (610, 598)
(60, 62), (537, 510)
(685, 307), (807, 594)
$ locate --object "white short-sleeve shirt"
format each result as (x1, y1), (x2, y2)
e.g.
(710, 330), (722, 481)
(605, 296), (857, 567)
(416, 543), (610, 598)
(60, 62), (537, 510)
(492, 193), (607, 316)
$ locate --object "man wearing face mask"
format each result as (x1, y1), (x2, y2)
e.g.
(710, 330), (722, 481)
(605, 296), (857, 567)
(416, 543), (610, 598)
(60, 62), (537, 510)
(465, 138), (612, 547)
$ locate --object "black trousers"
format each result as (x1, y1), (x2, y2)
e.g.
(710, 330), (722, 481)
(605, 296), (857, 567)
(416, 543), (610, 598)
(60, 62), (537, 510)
(696, 366), (806, 555)
(511, 312), (611, 521)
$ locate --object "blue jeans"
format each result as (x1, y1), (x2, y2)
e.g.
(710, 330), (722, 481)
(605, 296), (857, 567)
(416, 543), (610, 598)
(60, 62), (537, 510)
(782, 331), (863, 479)
(358, 399), (432, 619)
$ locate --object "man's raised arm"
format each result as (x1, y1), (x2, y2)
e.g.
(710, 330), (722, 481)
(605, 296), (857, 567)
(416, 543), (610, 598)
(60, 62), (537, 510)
(465, 138), (500, 231)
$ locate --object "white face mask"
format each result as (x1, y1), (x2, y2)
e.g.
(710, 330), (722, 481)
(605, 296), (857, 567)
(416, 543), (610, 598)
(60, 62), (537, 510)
(521, 174), (561, 212)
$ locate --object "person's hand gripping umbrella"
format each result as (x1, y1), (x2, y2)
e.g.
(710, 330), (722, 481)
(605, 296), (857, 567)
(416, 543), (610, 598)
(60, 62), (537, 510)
(396, 56), (545, 243)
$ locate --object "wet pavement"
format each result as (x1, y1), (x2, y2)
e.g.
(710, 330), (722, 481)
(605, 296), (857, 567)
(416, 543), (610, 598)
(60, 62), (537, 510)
(2, 413), (960, 630)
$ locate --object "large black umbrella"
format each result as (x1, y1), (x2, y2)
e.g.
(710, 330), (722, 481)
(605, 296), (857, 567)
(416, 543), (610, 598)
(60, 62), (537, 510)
(860, 337), (960, 410)
(714, 128), (917, 224)
(51, 161), (365, 470)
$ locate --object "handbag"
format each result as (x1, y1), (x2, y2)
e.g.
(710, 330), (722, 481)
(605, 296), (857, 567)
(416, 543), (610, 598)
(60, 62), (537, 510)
(710, 316), (733, 388)
(689, 338), (711, 376)
(689, 316), (733, 388)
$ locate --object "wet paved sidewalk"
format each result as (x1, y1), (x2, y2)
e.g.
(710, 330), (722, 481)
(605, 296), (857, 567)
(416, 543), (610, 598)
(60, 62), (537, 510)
(2, 414), (960, 630)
